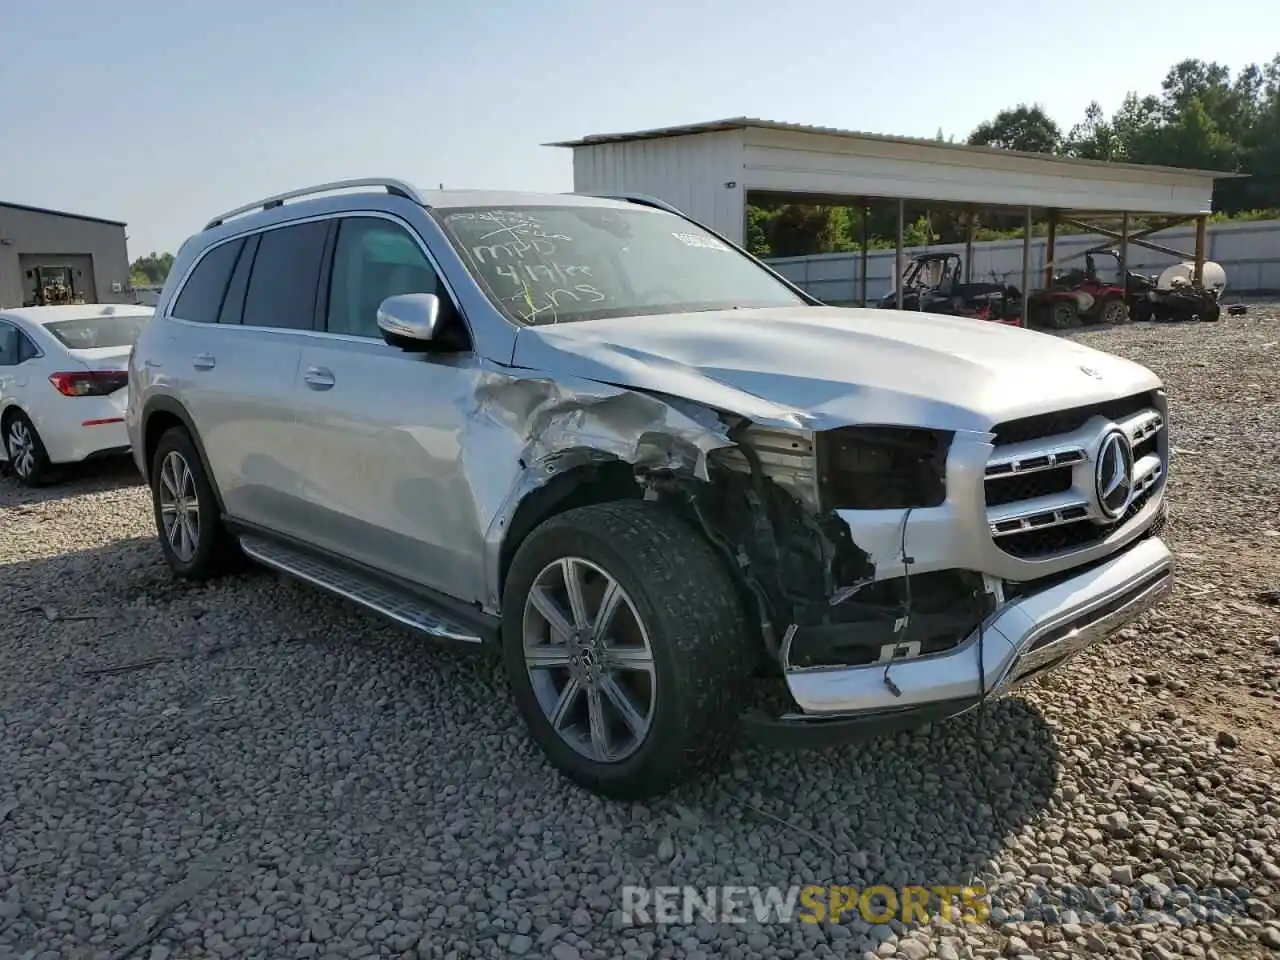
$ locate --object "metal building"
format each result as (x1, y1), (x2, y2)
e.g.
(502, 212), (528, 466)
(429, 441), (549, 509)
(0, 201), (133, 309)
(548, 117), (1239, 323)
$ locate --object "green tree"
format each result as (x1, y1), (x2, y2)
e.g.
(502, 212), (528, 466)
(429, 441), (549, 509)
(967, 104), (1061, 154)
(1063, 102), (1121, 160)
(130, 252), (174, 285)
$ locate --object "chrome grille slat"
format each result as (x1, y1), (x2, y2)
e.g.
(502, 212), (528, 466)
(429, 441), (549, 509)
(984, 393), (1167, 560)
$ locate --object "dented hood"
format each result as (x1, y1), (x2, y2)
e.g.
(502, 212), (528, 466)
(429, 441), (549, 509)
(509, 306), (1162, 434)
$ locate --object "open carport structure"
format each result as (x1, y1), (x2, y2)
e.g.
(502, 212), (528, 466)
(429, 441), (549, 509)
(547, 118), (1240, 325)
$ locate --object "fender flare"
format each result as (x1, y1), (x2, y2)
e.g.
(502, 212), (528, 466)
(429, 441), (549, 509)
(140, 395), (227, 516)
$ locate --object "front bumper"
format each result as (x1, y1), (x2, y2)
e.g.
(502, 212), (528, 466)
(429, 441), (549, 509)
(744, 534), (1173, 747)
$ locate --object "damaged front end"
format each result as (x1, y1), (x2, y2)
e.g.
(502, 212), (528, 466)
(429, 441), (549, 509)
(643, 416), (1003, 738)
(483, 372), (1173, 750)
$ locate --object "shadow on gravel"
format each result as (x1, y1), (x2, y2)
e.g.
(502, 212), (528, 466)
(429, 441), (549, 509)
(0, 455), (143, 504)
(3, 535), (1062, 947)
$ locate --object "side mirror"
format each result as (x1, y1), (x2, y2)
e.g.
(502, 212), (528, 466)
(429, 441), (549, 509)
(377, 293), (440, 350)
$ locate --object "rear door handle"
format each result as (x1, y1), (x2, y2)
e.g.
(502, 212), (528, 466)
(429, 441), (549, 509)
(193, 353), (216, 371)
(304, 366), (335, 390)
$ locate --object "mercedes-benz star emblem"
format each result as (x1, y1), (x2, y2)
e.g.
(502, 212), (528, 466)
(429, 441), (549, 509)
(1095, 429), (1135, 519)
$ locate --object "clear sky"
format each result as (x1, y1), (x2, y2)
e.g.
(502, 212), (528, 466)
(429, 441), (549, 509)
(4, 0), (1277, 257)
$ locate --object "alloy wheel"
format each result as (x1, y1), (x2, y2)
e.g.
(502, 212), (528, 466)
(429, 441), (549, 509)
(6, 420), (35, 478)
(158, 450), (201, 562)
(522, 556), (657, 764)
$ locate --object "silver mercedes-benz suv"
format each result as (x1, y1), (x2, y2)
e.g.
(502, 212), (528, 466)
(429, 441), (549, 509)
(128, 178), (1174, 799)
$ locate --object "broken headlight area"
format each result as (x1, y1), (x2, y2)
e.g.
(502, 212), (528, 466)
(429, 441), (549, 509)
(783, 569), (996, 670)
(646, 419), (959, 669)
(817, 425), (951, 511)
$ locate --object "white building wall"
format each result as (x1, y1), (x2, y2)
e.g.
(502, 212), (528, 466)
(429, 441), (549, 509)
(766, 218), (1280, 302)
(570, 130), (747, 244)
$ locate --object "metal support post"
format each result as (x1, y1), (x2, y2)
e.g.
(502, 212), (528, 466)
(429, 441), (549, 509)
(965, 207), (975, 282)
(1119, 213), (1130, 293)
(895, 199), (905, 310)
(1020, 207), (1032, 328)
(1194, 215), (1207, 283)
(860, 203), (869, 306)
(1044, 211), (1058, 287)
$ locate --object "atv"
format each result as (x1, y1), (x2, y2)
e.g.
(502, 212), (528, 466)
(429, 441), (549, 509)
(877, 253), (1024, 325)
(880, 252), (1093, 330)
(1087, 250), (1224, 324)
(1041, 255), (1130, 326)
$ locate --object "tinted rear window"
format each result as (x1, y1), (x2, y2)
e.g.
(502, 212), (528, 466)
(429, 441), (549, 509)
(44, 314), (152, 349)
(172, 238), (245, 323)
(242, 221), (330, 329)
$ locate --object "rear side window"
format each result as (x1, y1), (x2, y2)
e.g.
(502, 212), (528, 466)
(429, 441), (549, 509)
(242, 221), (330, 330)
(171, 238), (245, 323)
(218, 234), (260, 324)
(0, 323), (25, 365)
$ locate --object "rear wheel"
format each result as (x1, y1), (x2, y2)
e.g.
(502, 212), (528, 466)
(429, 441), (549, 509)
(3, 410), (53, 487)
(1129, 298), (1154, 323)
(150, 427), (241, 579)
(501, 501), (748, 800)
(1198, 300), (1221, 322)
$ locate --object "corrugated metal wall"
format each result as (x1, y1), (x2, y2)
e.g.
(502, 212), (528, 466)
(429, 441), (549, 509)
(571, 131), (747, 244)
(766, 218), (1280, 303)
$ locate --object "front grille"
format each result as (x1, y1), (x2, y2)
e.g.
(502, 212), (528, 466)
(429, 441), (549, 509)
(991, 391), (1158, 446)
(985, 468), (1073, 507)
(985, 391), (1166, 561)
(999, 490), (1152, 558)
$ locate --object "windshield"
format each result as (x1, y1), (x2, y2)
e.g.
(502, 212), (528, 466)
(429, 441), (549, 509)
(43, 313), (151, 350)
(434, 204), (807, 325)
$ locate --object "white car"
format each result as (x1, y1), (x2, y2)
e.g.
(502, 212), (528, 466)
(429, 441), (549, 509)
(0, 304), (154, 486)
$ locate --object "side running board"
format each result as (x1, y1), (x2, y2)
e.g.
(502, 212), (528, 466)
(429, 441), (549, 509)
(238, 535), (485, 643)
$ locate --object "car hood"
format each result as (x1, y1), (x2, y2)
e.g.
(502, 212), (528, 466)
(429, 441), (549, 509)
(509, 306), (1162, 434)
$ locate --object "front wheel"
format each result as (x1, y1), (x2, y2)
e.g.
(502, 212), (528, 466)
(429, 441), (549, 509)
(501, 501), (749, 800)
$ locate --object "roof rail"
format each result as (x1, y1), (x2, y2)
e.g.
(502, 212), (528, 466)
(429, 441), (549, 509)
(586, 192), (687, 216)
(203, 178), (425, 230)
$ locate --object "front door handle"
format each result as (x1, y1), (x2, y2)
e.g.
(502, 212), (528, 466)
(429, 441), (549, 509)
(193, 352), (216, 371)
(304, 366), (335, 390)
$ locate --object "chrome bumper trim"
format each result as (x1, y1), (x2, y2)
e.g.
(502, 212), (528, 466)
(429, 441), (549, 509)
(784, 536), (1173, 716)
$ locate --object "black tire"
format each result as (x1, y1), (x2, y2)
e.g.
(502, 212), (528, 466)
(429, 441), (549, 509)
(149, 426), (241, 579)
(1198, 301), (1221, 322)
(1100, 297), (1129, 325)
(3, 408), (54, 487)
(501, 501), (749, 800)
(1046, 299), (1079, 330)
(1129, 299), (1154, 323)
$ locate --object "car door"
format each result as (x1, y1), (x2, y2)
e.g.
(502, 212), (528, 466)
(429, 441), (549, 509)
(167, 221), (326, 533)
(0, 321), (41, 450)
(290, 213), (487, 603)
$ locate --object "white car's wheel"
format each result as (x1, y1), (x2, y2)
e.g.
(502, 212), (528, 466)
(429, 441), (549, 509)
(3, 410), (53, 487)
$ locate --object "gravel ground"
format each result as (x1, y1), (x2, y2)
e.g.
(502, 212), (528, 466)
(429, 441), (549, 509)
(1, 305), (1278, 960)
